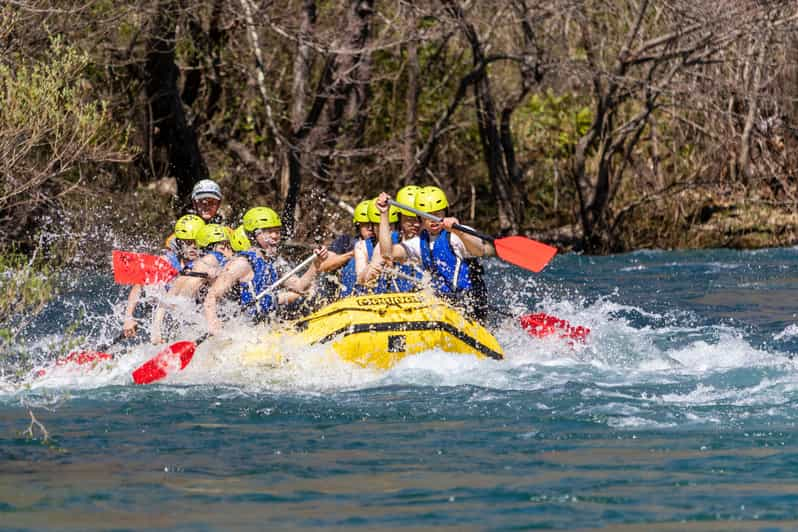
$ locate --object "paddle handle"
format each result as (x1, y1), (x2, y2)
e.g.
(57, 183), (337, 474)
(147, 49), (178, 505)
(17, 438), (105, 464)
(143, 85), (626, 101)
(97, 332), (126, 353)
(254, 253), (317, 302)
(388, 200), (495, 243)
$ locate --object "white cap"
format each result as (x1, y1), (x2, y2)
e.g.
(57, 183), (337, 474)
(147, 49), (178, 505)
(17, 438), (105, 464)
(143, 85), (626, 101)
(191, 179), (222, 201)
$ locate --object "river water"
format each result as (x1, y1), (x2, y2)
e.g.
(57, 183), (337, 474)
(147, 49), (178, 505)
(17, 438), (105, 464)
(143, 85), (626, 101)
(3, 248), (798, 530)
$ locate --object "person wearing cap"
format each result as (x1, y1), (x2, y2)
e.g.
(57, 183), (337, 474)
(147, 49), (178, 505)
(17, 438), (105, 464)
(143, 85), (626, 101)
(150, 223), (235, 344)
(203, 207), (328, 336)
(374, 187), (492, 321)
(188, 179), (225, 223)
(164, 179), (227, 253)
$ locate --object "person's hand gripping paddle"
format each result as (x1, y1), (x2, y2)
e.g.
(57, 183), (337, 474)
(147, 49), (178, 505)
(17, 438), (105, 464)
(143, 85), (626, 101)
(131, 253), (318, 385)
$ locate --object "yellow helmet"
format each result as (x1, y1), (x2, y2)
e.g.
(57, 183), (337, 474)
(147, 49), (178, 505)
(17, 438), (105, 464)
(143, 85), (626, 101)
(174, 215), (205, 241)
(395, 185), (421, 217)
(242, 206), (281, 232)
(414, 186), (449, 213)
(230, 225), (251, 252)
(353, 200), (371, 224)
(196, 224), (229, 249)
(367, 197), (397, 224)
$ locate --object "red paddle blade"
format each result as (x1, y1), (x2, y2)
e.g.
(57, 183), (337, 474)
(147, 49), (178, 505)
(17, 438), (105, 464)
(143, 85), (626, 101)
(35, 350), (114, 379)
(132, 340), (196, 385)
(493, 236), (557, 273)
(113, 250), (178, 285)
(519, 312), (590, 343)
(58, 350), (114, 366)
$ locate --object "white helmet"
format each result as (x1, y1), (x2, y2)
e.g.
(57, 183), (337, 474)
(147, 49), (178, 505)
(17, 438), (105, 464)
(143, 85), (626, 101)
(191, 179), (222, 201)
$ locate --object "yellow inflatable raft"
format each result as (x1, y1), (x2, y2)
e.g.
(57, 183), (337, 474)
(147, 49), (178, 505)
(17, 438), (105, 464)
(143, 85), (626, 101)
(241, 292), (503, 369)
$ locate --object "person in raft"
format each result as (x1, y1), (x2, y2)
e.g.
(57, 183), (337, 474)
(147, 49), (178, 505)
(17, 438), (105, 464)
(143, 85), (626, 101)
(317, 198), (378, 298)
(359, 186), (424, 293)
(150, 223), (235, 344)
(374, 187), (491, 321)
(187, 178), (226, 224)
(164, 178), (228, 252)
(203, 206), (328, 335)
(122, 214), (205, 338)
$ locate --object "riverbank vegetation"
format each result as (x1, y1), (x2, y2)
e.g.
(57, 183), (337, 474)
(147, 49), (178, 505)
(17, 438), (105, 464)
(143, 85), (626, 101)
(2, 0), (797, 264)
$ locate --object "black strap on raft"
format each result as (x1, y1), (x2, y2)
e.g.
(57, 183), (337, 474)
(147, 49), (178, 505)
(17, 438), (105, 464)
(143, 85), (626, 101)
(465, 257), (488, 322)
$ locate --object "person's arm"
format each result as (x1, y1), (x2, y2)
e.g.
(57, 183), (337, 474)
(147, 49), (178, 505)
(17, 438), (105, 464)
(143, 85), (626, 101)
(375, 192), (407, 261)
(353, 240), (373, 285)
(149, 273), (205, 344)
(358, 243), (386, 284)
(193, 253), (226, 280)
(123, 284), (142, 337)
(444, 218), (495, 257)
(150, 306), (167, 345)
(281, 247), (329, 297)
(204, 257), (251, 335)
(318, 250), (353, 272)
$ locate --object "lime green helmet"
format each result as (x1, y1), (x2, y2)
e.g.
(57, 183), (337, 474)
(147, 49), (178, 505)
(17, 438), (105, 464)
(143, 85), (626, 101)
(395, 185), (421, 217)
(230, 225), (251, 252)
(414, 186), (449, 213)
(196, 224), (229, 249)
(353, 199), (372, 224)
(174, 215), (205, 240)
(367, 197), (396, 224)
(242, 206), (281, 232)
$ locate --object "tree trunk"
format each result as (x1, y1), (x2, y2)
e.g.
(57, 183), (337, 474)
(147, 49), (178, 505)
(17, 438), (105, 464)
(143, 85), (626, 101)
(291, 0), (317, 132)
(282, 0), (375, 239)
(442, 0), (520, 234)
(144, 0), (208, 207)
(738, 37), (766, 185)
(402, 5), (419, 179)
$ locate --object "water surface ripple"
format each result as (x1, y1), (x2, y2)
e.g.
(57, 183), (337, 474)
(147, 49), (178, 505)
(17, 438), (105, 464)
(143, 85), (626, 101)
(3, 248), (798, 530)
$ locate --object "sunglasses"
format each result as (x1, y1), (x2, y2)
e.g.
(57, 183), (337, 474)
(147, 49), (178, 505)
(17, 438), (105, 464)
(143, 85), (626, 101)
(194, 198), (221, 209)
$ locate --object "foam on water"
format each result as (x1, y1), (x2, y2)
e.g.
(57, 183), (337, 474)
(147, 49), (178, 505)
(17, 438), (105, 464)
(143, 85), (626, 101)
(9, 247), (798, 529)
(6, 248), (798, 433)
(12, 291), (795, 399)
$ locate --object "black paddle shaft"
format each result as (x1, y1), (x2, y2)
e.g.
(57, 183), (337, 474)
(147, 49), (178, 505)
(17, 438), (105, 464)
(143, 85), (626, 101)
(387, 200), (495, 243)
(97, 332), (126, 353)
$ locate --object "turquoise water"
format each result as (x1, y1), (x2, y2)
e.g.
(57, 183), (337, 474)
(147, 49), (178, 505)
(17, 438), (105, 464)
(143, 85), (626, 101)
(3, 248), (798, 530)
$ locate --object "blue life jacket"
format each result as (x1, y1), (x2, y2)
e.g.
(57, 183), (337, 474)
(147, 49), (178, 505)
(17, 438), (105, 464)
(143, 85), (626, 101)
(419, 229), (472, 294)
(418, 229), (488, 321)
(163, 251), (193, 291)
(165, 251), (194, 273)
(339, 247), (358, 297)
(206, 250), (227, 268)
(238, 250), (278, 316)
(388, 230), (423, 293)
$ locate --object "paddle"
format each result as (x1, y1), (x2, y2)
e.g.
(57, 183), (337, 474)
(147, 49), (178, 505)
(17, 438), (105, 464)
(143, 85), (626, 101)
(388, 200), (557, 273)
(34, 332), (126, 378)
(131, 334), (208, 385)
(112, 250), (209, 285)
(519, 312), (590, 343)
(132, 253), (319, 385)
(58, 332), (126, 366)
